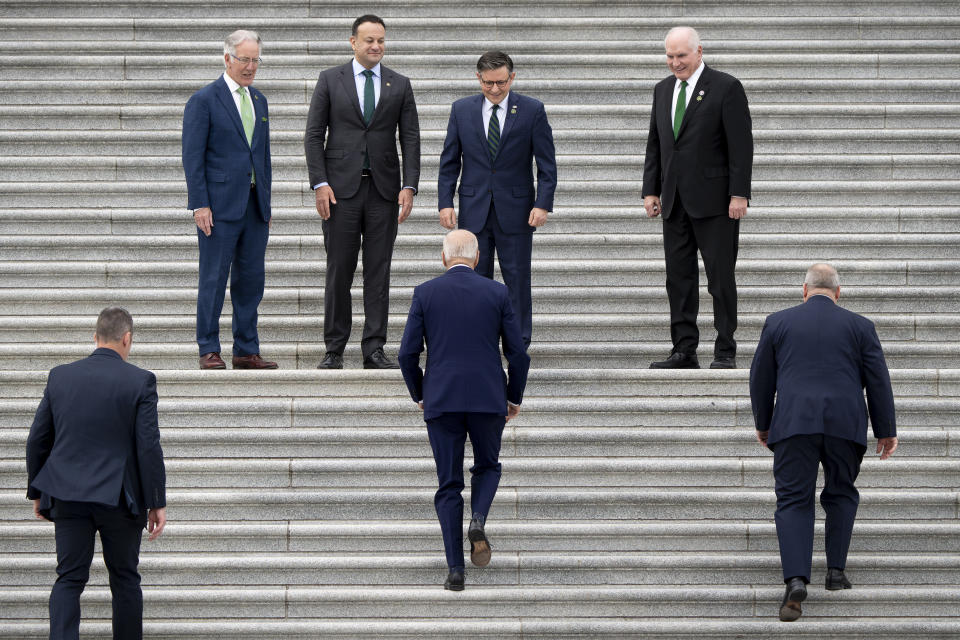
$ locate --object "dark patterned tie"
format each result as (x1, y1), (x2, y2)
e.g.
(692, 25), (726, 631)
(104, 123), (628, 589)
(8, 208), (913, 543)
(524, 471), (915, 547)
(673, 80), (687, 140)
(487, 104), (500, 161)
(362, 69), (374, 169)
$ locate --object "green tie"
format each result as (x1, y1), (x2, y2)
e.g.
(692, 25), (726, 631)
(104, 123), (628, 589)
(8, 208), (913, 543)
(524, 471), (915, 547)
(487, 104), (501, 160)
(673, 80), (687, 140)
(238, 86), (254, 145)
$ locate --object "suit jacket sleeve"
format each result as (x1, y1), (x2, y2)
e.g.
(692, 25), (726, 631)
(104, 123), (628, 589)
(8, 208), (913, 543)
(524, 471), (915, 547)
(532, 101), (557, 212)
(182, 92), (211, 210)
(749, 318), (777, 432)
(723, 78), (753, 199)
(25, 385), (54, 499)
(304, 71), (331, 188)
(641, 85), (661, 198)
(437, 106), (462, 210)
(500, 292), (531, 406)
(398, 78), (421, 191)
(136, 372), (166, 509)
(860, 321), (896, 439)
(397, 290), (426, 403)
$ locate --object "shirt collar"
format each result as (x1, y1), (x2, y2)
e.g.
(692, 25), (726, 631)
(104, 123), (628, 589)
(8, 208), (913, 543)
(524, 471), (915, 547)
(484, 93), (510, 113)
(222, 72), (243, 94)
(675, 60), (706, 91)
(446, 263), (474, 271)
(353, 59), (381, 78)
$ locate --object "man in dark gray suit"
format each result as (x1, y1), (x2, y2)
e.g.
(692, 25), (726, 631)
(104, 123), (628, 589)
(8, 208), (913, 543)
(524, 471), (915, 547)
(26, 307), (167, 639)
(304, 14), (421, 370)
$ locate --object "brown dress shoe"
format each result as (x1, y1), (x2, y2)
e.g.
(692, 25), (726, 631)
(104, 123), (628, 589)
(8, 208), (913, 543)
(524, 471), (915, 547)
(199, 352), (226, 370)
(232, 354), (278, 370)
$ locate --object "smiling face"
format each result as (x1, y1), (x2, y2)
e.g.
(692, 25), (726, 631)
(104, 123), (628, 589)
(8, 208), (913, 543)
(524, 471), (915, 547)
(223, 39), (260, 87)
(477, 65), (515, 105)
(351, 21), (386, 69)
(664, 30), (702, 82)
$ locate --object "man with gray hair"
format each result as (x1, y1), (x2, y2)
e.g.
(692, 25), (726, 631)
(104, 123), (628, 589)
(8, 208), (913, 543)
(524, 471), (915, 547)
(27, 307), (167, 638)
(750, 264), (898, 622)
(183, 29), (277, 370)
(398, 229), (530, 591)
(643, 26), (753, 370)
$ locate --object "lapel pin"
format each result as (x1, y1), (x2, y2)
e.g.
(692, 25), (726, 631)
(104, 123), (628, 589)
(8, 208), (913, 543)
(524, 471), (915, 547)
(261, 116), (267, 122)
(510, 106), (517, 114)
(386, 82), (391, 86)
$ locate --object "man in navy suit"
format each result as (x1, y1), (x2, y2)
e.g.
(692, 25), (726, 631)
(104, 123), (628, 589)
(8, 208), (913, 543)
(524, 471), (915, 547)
(183, 29), (277, 370)
(750, 264), (898, 622)
(438, 50), (557, 347)
(643, 27), (753, 370)
(398, 230), (530, 591)
(26, 307), (167, 639)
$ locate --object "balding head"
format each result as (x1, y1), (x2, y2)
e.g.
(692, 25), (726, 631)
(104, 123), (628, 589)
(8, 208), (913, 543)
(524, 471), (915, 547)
(442, 230), (479, 269)
(803, 263), (840, 302)
(664, 26), (703, 81)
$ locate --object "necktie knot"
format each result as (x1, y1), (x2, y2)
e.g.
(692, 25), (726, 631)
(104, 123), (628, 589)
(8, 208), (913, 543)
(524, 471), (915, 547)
(237, 86), (246, 95)
(362, 69), (373, 79)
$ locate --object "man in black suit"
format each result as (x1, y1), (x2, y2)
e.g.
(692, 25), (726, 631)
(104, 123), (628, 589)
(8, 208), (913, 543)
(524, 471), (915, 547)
(26, 307), (167, 639)
(398, 230), (530, 591)
(642, 26), (753, 370)
(305, 14), (421, 370)
(750, 264), (898, 622)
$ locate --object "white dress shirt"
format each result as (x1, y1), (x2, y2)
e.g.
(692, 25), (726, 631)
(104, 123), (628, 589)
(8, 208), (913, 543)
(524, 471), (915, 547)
(482, 93), (509, 140)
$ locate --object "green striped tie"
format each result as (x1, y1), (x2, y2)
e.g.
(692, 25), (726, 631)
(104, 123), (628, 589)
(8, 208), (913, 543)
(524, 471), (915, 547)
(487, 104), (500, 160)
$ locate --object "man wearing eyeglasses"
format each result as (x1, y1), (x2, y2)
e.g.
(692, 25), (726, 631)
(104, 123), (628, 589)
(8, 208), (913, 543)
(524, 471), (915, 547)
(438, 50), (557, 348)
(182, 29), (277, 370)
(305, 14), (421, 370)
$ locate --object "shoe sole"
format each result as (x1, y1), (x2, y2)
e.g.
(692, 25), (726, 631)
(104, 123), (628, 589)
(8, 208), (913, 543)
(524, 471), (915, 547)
(779, 584), (807, 622)
(444, 581), (465, 592)
(649, 363), (700, 369)
(363, 363), (399, 369)
(200, 364), (226, 370)
(825, 582), (852, 591)
(468, 528), (491, 567)
(709, 363), (736, 369)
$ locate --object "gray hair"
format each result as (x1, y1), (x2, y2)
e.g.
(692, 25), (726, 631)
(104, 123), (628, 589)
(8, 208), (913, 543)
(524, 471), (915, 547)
(443, 230), (479, 262)
(804, 263), (840, 292)
(96, 306), (133, 342)
(665, 26), (701, 50)
(223, 29), (262, 58)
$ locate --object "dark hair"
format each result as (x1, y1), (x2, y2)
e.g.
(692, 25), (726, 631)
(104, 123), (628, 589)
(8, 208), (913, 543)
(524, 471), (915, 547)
(96, 306), (133, 342)
(477, 50), (513, 73)
(352, 14), (385, 35)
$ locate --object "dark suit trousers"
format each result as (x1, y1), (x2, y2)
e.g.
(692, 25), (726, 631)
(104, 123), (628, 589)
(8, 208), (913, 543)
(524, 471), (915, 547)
(321, 176), (398, 357)
(196, 188), (269, 356)
(475, 204), (533, 346)
(426, 412), (506, 571)
(48, 499), (147, 640)
(662, 194), (739, 358)
(772, 434), (865, 582)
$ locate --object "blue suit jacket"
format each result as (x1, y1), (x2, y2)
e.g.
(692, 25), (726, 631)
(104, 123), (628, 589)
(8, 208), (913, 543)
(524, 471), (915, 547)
(398, 266), (530, 420)
(749, 295), (896, 448)
(182, 75), (271, 221)
(26, 348), (166, 518)
(437, 92), (557, 234)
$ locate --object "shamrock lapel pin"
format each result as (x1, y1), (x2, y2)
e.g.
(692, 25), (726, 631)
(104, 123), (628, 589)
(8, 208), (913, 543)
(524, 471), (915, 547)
(696, 90), (704, 102)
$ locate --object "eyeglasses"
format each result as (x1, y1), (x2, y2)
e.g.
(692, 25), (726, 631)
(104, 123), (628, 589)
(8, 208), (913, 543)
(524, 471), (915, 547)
(230, 54), (262, 65)
(480, 79), (511, 89)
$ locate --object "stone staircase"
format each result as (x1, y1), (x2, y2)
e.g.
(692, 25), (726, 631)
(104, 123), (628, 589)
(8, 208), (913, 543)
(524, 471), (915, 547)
(1, 1), (959, 637)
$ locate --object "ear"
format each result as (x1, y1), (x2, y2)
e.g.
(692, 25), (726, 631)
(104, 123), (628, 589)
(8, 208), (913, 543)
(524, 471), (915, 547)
(802, 283), (809, 301)
(441, 251), (448, 268)
(472, 253), (480, 268)
(834, 285), (841, 302)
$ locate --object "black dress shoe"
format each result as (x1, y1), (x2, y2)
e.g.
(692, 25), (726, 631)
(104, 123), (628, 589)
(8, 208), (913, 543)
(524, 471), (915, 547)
(363, 347), (399, 369)
(649, 352), (700, 369)
(468, 513), (491, 567)
(709, 356), (737, 369)
(825, 567), (852, 590)
(779, 577), (807, 622)
(317, 352), (343, 369)
(444, 569), (465, 591)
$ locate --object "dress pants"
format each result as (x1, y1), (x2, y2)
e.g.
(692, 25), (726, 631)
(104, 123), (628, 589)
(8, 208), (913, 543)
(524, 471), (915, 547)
(772, 434), (865, 582)
(48, 499), (147, 640)
(475, 204), (533, 346)
(426, 412), (506, 571)
(661, 193), (739, 358)
(196, 187), (269, 356)
(321, 176), (399, 358)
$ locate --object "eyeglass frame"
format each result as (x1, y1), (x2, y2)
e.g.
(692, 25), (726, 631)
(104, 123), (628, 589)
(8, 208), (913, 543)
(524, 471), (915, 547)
(229, 53), (263, 65)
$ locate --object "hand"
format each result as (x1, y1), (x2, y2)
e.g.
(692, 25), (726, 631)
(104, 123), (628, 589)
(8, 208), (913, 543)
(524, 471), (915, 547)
(147, 507), (166, 541)
(755, 429), (769, 445)
(417, 401), (424, 411)
(728, 196), (748, 220)
(32, 498), (48, 521)
(644, 195), (661, 218)
(439, 207), (457, 229)
(315, 185), (336, 220)
(506, 404), (520, 422)
(194, 207), (213, 236)
(876, 436), (898, 460)
(398, 188), (414, 224)
(528, 207), (549, 227)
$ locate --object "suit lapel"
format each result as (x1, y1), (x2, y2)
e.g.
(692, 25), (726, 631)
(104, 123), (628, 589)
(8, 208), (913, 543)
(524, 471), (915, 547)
(338, 62), (365, 124)
(250, 88), (265, 148)
(372, 65), (393, 124)
(675, 66), (711, 141)
(473, 95), (491, 166)
(215, 77), (247, 143)
(498, 92), (520, 148)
